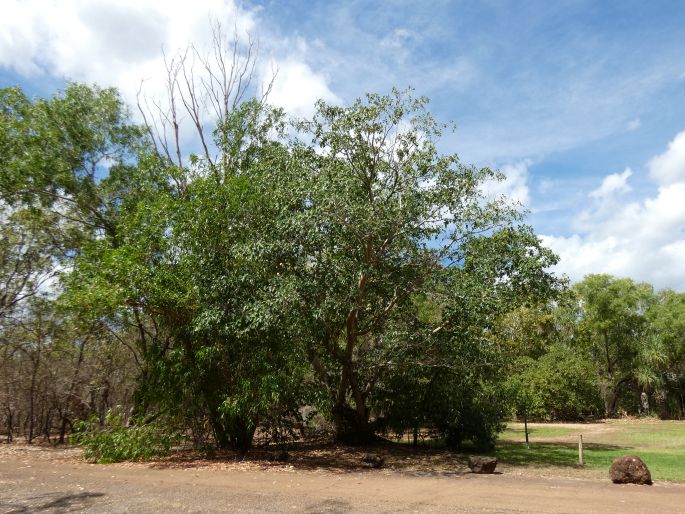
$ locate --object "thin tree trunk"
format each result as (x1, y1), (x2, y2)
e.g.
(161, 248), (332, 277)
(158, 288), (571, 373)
(59, 336), (87, 444)
(59, 416), (68, 445)
(28, 365), (37, 444)
(6, 406), (12, 443)
(43, 408), (52, 443)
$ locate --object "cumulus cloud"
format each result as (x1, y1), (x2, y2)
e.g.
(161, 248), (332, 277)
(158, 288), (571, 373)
(1, 1), (251, 93)
(265, 58), (340, 117)
(482, 160), (531, 207)
(542, 131), (685, 290)
(589, 167), (632, 200)
(648, 130), (685, 185)
(0, 0), (337, 120)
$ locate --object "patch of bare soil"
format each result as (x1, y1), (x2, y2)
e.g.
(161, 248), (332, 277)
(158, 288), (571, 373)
(0, 435), (607, 481)
(503, 421), (622, 444)
(2, 442), (684, 513)
(0, 433), (652, 487)
(143, 439), (473, 476)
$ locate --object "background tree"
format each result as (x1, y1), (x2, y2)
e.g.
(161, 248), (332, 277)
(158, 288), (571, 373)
(573, 275), (654, 417)
(643, 289), (685, 417)
(0, 83), (143, 443)
(498, 293), (602, 422)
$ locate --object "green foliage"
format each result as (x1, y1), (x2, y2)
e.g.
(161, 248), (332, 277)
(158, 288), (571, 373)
(645, 290), (685, 417)
(500, 278), (685, 422)
(507, 345), (603, 421)
(18, 80), (661, 459)
(0, 83), (144, 250)
(71, 408), (179, 463)
(284, 88), (561, 442)
(574, 275), (657, 417)
(434, 379), (508, 451)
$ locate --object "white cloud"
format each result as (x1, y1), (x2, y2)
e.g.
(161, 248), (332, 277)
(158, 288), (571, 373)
(0, 1), (257, 105)
(483, 160), (531, 207)
(0, 0), (337, 122)
(589, 167), (632, 200)
(538, 179), (556, 194)
(542, 132), (685, 290)
(265, 58), (340, 118)
(648, 130), (685, 185)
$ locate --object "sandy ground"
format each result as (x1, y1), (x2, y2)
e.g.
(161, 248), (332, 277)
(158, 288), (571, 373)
(1, 444), (684, 513)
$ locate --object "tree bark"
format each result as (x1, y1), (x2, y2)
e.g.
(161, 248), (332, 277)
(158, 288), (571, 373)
(332, 286), (374, 443)
(58, 416), (69, 445)
(6, 406), (12, 443)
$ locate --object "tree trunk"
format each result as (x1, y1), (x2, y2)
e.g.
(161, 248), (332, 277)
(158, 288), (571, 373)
(228, 416), (256, 454)
(332, 360), (374, 443)
(603, 389), (617, 418)
(43, 407), (52, 443)
(209, 413), (230, 450)
(27, 383), (36, 444)
(58, 416), (69, 444)
(331, 273), (375, 444)
(208, 409), (256, 452)
(6, 406), (12, 443)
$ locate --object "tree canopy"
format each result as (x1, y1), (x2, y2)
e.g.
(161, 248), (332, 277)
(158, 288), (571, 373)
(2, 72), (682, 455)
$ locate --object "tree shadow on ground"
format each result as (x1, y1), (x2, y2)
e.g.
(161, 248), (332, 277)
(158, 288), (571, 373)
(140, 437), (635, 476)
(149, 439), (475, 476)
(1, 491), (106, 513)
(493, 441), (629, 468)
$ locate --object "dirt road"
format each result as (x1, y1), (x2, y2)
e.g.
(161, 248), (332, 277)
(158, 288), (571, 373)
(1, 446), (684, 513)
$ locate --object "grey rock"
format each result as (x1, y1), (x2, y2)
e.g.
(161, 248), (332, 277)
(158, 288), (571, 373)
(360, 453), (384, 468)
(468, 456), (497, 474)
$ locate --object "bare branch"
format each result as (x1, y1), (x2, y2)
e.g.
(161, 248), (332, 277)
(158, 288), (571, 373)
(137, 18), (274, 176)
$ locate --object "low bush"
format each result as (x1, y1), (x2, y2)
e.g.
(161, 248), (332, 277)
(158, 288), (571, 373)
(71, 408), (180, 463)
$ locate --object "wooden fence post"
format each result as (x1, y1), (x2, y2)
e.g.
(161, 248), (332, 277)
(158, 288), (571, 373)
(578, 434), (584, 466)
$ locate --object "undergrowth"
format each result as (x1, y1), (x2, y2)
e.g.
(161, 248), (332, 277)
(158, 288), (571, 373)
(71, 408), (180, 463)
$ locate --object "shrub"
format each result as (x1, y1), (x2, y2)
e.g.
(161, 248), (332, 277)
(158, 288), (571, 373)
(507, 344), (603, 421)
(71, 408), (180, 463)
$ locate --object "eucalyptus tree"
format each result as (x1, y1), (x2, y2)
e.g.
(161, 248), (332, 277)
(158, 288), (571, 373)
(0, 209), (53, 322)
(289, 89), (560, 442)
(128, 101), (310, 450)
(0, 84), (145, 250)
(644, 289), (685, 416)
(0, 82), (148, 442)
(573, 275), (654, 417)
(421, 226), (560, 447)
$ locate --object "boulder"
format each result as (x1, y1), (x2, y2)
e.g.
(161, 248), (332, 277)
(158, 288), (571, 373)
(360, 452), (384, 469)
(468, 456), (497, 474)
(609, 455), (652, 485)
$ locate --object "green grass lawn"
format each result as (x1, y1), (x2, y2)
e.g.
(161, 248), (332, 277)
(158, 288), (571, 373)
(495, 421), (685, 482)
(501, 425), (576, 439)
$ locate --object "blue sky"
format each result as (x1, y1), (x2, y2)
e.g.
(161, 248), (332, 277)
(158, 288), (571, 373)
(2, 0), (685, 289)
